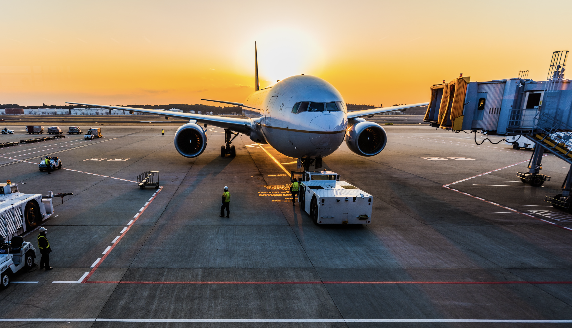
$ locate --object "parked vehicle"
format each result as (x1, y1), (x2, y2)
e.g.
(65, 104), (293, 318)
(47, 126), (62, 135)
(38, 157), (62, 172)
(1, 128), (13, 134)
(0, 236), (36, 288)
(67, 126), (82, 134)
(25, 126), (43, 134)
(84, 128), (102, 140)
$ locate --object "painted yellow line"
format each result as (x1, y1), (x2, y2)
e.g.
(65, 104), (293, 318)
(258, 144), (291, 177)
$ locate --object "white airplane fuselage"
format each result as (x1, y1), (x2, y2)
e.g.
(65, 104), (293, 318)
(243, 75), (348, 158)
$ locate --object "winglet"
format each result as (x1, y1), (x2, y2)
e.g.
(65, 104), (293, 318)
(255, 41), (260, 91)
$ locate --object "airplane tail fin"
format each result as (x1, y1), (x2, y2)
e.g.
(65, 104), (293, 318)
(255, 41), (260, 91)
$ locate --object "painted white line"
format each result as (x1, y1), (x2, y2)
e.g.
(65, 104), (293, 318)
(120, 227), (127, 233)
(0, 319), (571, 323)
(133, 213), (140, 218)
(139, 207), (145, 212)
(112, 236), (120, 244)
(78, 272), (89, 282)
(127, 220), (134, 226)
(102, 246), (111, 255)
(91, 258), (101, 268)
(12, 281), (39, 284)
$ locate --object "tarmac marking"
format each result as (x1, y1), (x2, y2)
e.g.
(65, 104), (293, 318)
(1, 319), (571, 323)
(444, 158), (572, 232)
(81, 187), (163, 283)
(257, 144), (291, 177)
(102, 246), (111, 254)
(91, 258), (101, 268)
(127, 220), (134, 225)
(11, 281), (38, 284)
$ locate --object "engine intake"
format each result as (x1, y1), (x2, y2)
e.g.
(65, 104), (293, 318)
(174, 123), (207, 158)
(346, 120), (387, 156)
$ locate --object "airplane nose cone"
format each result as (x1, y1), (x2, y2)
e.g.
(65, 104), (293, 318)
(309, 112), (347, 131)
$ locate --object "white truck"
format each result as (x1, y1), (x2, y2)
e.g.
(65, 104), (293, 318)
(297, 171), (372, 225)
(0, 183), (53, 242)
(0, 236), (36, 288)
(506, 135), (534, 150)
(84, 127), (102, 140)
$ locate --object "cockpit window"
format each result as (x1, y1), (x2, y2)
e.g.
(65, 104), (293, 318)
(308, 102), (324, 112)
(292, 101), (345, 114)
(292, 101), (309, 113)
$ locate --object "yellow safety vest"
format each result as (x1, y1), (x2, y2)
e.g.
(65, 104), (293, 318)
(45, 158), (49, 165)
(223, 191), (230, 202)
(37, 235), (50, 250)
(291, 182), (299, 192)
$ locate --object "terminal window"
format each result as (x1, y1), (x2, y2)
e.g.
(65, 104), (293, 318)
(477, 98), (486, 111)
(526, 93), (542, 109)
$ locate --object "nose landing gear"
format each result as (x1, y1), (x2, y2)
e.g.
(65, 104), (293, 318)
(221, 129), (238, 157)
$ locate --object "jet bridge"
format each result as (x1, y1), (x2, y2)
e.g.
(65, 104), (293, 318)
(424, 51), (572, 211)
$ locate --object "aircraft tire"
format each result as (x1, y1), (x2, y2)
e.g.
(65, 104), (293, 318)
(530, 176), (545, 187)
(310, 196), (318, 224)
(230, 145), (236, 157)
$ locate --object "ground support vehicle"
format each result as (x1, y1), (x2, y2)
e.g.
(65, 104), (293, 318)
(0, 236), (36, 288)
(296, 171), (372, 225)
(25, 126), (43, 134)
(38, 157), (62, 172)
(1, 128), (13, 134)
(84, 128), (102, 140)
(0, 183), (53, 242)
(137, 171), (160, 189)
(506, 135), (534, 150)
(67, 126), (82, 134)
(47, 126), (62, 134)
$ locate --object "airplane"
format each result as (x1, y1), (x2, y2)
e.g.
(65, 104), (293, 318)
(68, 43), (428, 171)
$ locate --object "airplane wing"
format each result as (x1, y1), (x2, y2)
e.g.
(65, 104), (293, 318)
(347, 102), (429, 119)
(65, 102), (253, 134)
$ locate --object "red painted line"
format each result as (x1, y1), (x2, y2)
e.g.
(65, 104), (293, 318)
(81, 187), (163, 283)
(84, 280), (572, 285)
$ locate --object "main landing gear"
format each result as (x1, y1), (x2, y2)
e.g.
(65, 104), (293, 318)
(221, 129), (238, 157)
(517, 145), (550, 187)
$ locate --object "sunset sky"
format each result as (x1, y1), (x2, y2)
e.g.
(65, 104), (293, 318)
(1, 0), (571, 107)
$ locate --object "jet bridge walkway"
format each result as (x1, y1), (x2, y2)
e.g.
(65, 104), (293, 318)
(424, 51), (572, 211)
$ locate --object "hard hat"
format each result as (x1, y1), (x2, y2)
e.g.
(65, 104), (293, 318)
(39, 227), (47, 232)
(224, 186), (228, 191)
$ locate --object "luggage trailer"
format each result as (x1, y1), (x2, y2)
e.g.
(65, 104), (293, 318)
(293, 171), (373, 225)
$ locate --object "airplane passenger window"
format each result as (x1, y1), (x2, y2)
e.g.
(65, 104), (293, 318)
(325, 102), (341, 111)
(308, 102), (324, 112)
(477, 98), (486, 111)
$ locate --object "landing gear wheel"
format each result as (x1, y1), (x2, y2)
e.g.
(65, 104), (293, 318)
(310, 196), (318, 224)
(24, 251), (35, 270)
(24, 200), (41, 230)
(530, 176), (545, 187)
(513, 143), (519, 150)
(1, 272), (9, 289)
(230, 145), (236, 157)
(221, 146), (226, 157)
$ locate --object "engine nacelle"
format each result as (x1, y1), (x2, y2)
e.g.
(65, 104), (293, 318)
(174, 123), (207, 158)
(345, 120), (387, 156)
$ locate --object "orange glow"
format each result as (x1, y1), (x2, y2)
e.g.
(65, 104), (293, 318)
(1, 1), (571, 106)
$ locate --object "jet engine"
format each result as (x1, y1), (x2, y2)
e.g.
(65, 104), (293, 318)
(345, 120), (387, 156)
(174, 123), (207, 158)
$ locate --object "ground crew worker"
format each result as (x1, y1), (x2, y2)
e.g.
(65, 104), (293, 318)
(162, 129), (165, 135)
(220, 186), (230, 218)
(290, 178), (299, 204)
(44, 157), (51, 174)
(37, 227), (52, 270)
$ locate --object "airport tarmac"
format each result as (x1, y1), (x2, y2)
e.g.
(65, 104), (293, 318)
(0, 123), (571, 327)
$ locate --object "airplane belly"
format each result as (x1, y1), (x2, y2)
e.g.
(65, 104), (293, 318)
(262, 126), (344, 158)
